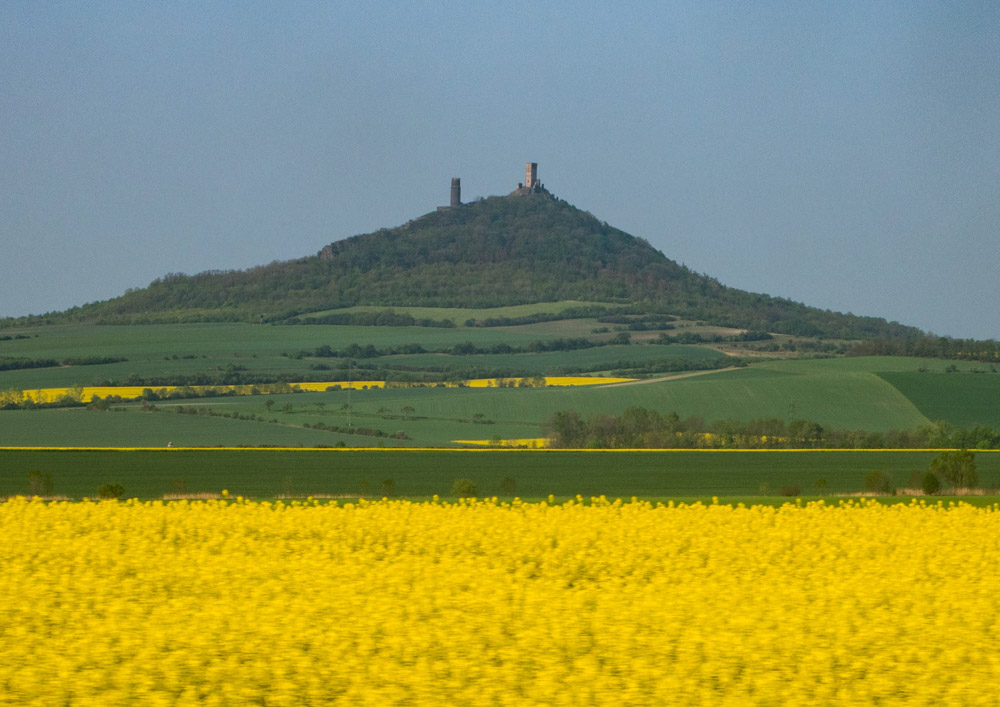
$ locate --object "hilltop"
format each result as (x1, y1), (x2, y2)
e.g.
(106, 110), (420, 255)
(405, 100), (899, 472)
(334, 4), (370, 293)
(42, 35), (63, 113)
(9, 177), (920, 340)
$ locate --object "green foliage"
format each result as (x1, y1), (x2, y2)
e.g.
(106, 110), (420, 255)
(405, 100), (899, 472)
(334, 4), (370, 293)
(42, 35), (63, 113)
(779, 485), (801, 497)
(27, 469), (53, 496)
(0, 357), (60, 372)
(930, 450), (978, 489)
(850, 337), (1000, 363)
(543, 407), (1000, 450)
(499, 477), (517, 496)
(12, 194), (925, 340)
(451, 478), (478, 498)
(864, 471), (893, 495)
(921, 471), (941, 496)
(98, 483), (124, 500)
(379, 479), (396, 497)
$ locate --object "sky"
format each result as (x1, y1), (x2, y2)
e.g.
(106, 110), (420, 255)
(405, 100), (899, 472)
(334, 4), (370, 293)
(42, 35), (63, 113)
(2, 2), (998, 339)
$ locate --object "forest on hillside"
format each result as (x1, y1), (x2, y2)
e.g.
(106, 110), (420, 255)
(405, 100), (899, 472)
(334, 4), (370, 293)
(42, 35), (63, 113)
(4, 195), (923, 341)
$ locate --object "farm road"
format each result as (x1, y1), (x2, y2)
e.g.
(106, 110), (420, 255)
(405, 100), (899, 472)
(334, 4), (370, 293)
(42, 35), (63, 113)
(597, 367), (741, 388)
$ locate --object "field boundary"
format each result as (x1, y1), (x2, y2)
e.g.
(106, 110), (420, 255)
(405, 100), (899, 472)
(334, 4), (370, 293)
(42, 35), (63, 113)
(596, 366), (741, 387)
(2, 447), (997, 453)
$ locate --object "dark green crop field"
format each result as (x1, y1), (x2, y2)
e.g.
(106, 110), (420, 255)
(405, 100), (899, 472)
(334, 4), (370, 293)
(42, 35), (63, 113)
(3, 449), (998, 500)
(878, 372), (1000, 429)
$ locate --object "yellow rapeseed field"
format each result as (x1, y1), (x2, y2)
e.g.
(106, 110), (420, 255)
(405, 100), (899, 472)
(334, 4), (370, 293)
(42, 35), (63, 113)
(2, 498), (999, 705)
(14, 376), (634, 404)
(451, 438), (550, 447)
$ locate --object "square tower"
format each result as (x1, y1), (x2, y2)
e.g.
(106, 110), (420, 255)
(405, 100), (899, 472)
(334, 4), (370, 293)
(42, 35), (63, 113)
(526, 162), (538, 188)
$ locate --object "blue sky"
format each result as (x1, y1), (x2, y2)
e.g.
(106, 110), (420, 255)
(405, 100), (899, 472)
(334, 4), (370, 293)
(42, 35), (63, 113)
(2, 2), (997, 338)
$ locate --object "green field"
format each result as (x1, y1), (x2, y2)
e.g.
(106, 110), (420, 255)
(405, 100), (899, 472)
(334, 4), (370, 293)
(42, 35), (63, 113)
(0, 319), (700, 388)
(878, 371), (1000, 428)
(300, 300), (608, 322)
(2, 313), (999, 450)
(374, 343), (723, 374)
(3, 449), (998, 500)
(5, 356), (1000, 448)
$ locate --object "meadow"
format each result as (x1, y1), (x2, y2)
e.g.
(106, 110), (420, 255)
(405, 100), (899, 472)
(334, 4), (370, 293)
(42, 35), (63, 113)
(3, 497), (1000, 705)
(3, 449), (999, 500)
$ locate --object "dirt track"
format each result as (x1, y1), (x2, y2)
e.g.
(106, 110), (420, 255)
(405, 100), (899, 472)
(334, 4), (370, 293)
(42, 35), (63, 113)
(597, 366), (741, 388)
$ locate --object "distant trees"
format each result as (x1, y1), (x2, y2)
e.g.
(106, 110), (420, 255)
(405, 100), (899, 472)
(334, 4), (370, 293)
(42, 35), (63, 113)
(543, 407), (1000, 450)
(847, 336), (1000, 363)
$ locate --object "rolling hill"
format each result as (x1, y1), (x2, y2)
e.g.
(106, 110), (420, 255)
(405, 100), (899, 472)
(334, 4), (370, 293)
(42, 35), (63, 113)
(12, 189), (921, 340)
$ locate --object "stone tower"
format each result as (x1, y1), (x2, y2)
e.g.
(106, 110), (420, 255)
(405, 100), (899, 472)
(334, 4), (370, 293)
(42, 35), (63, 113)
(451, 178), (461, 207)
(513, 162), (548, 196)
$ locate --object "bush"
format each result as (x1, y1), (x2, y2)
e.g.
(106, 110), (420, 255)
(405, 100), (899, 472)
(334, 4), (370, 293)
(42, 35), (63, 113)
(499, 477), (517, 496)
(98, 483), (124, 500)
(27, 469), (53, 496)
(864, 471), (893, 495)
(779, 485), (801, 497)
(930, 450), (978, 489)
(921, 471), (941, 496)
(379, 479), (395, 497)
(451, 479), (478, 498)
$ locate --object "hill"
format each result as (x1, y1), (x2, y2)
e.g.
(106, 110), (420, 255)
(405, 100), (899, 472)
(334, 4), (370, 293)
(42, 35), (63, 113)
(10, 187), (921, 340)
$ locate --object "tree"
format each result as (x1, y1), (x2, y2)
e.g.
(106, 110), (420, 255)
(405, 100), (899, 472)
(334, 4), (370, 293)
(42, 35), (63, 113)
(98, 483), (124, 500)
(27, 469), (53, 496)
(921, 471), (941, 496)
(264, 398), (275, 413)
(930, 450), (978, 490)
(452, 479), (478, 498)
(864, 470), (893, 495)
(544, 410), (586, 447)
(499, 477), (517, 496)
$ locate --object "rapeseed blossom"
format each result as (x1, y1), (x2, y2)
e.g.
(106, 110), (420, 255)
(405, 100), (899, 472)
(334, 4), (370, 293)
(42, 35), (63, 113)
(1, 498), (999, 705)
(17, 376), (632, 404)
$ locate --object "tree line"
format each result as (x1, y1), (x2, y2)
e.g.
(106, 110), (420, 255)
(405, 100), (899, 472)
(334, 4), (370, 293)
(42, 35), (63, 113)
(544, 407), (1000, 449)
(847, 336), (1000, 364)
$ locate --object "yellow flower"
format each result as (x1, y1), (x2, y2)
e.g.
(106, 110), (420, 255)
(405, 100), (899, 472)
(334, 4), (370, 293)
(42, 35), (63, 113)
(2, 498), (999, 704)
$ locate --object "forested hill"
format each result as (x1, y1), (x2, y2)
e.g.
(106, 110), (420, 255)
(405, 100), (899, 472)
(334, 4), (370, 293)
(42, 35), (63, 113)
(20, 193), (919, 339)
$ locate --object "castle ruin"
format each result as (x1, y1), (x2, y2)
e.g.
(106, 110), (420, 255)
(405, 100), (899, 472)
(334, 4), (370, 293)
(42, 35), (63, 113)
(438, 177), (461, 211)
(320, 163), (552, 258)
(512, 162), (547, 195)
